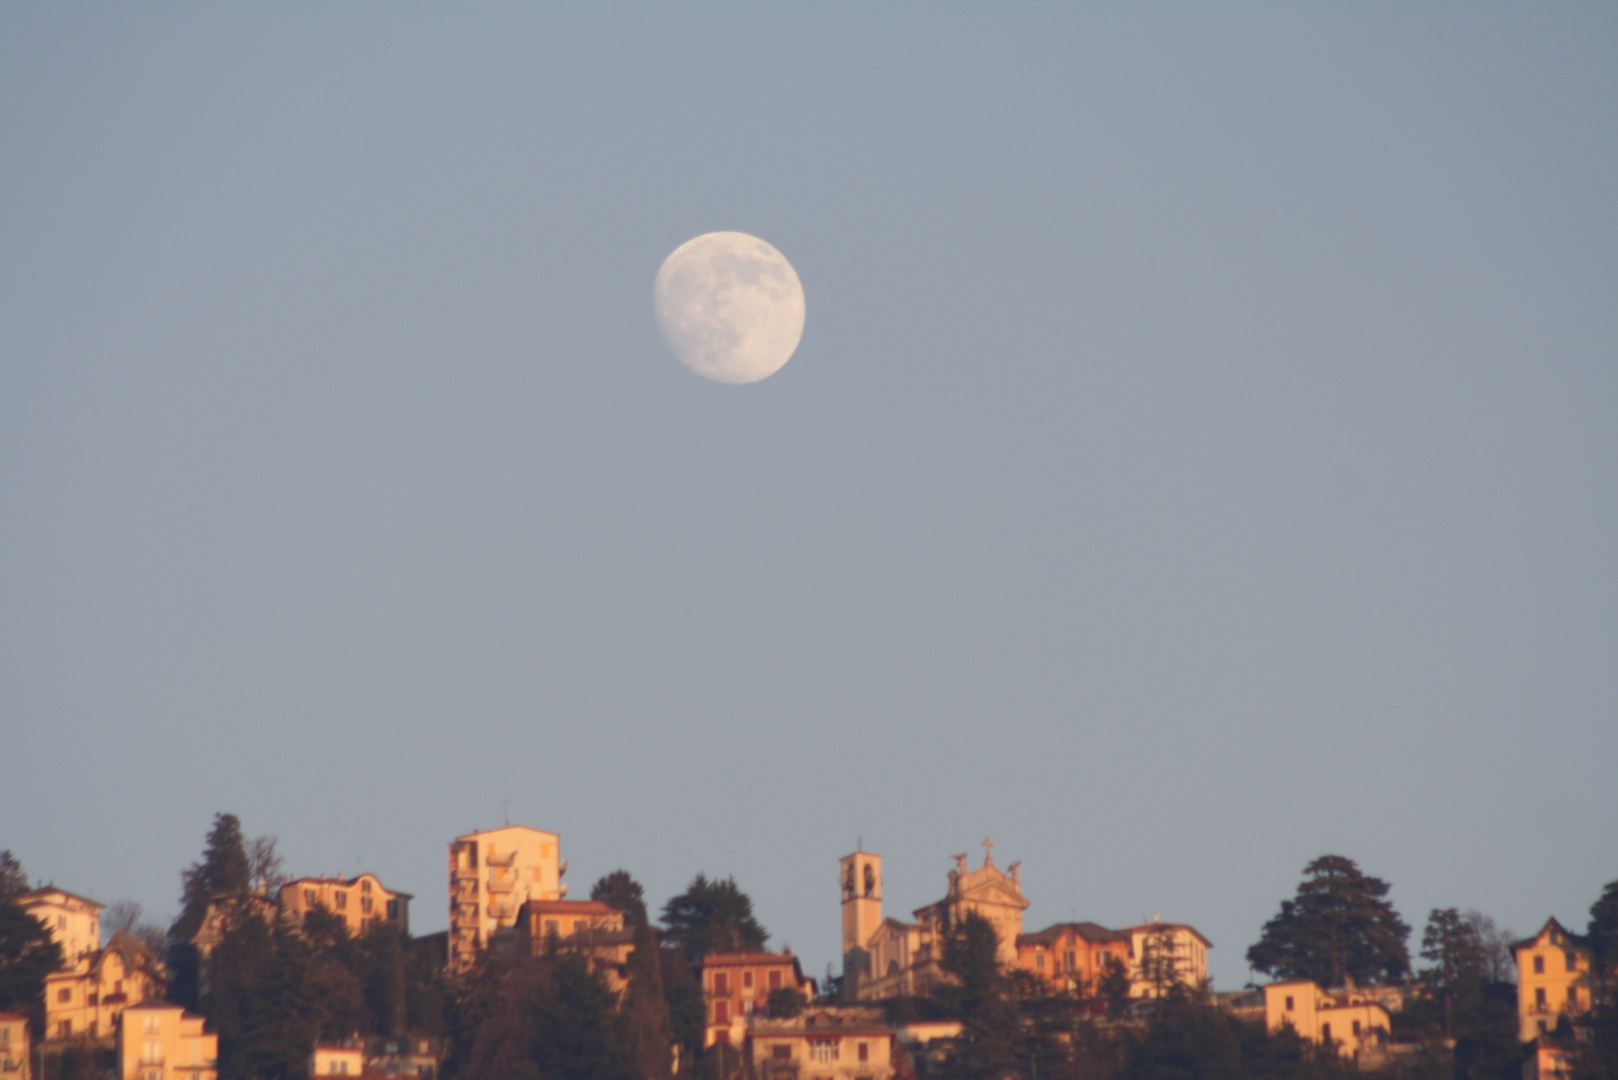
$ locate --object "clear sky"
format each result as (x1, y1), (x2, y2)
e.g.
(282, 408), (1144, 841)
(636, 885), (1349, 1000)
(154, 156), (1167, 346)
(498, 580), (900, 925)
(3, 5), (1615, 990)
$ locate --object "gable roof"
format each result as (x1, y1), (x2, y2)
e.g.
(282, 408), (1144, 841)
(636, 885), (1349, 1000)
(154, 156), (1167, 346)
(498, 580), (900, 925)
(1513, 917), (1589, 953)
(16, 886), (104, 910)
(1017, 921), (1131, 947)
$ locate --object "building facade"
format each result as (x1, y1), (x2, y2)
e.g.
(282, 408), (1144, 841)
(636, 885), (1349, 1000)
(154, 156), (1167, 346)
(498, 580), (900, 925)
(1124, 922), (1212, 998)
(749, 1006), (896, 1080)
(15, 889), (103, 972)
(43, 931), (164, 1043)
(1263, 981), (1391, 1061)
(1514, 918), (1591, 1041)
(516, 899), (635, 994)
(1015, 923), (1131, 994)
(0, 1012), (30, 1080)
(702, 952), (814, 1047)
(117, 1001), (218, 1080)
(279, 874), (411, 938)
(447, 826), (566, 972)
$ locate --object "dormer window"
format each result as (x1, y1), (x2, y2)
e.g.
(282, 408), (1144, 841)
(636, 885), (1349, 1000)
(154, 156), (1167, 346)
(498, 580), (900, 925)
(362, 880), (372, 894)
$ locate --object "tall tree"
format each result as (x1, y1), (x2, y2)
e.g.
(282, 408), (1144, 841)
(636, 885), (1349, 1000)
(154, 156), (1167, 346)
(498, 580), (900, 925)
(0, 852), (27, 900)
(621, 923), (674, 1080)
(659, 875), (767, 961)
(0, 901), (63, 1035)
(171, 812), (252, 943)
(593, 871), (650, 929)
(935, 913), (1021, 1080)
(1421, 908), (1484, 1039)
(1247, 856), (1410, 986)
(1589, 879), (1618, 1003)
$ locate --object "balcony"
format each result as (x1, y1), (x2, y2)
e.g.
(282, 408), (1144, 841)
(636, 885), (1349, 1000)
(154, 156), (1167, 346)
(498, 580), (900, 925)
(487, 876), (515, 894)
(486, 849), (518, 867)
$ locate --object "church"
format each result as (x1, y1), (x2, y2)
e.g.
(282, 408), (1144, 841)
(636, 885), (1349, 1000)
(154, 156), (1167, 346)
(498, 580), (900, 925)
(840, 840), (1030, 1001)
(839, 841), (1209, 1002)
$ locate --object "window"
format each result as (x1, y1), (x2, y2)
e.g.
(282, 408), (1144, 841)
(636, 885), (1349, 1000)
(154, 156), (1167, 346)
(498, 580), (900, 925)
(145, 1016), (161, 1035)
(305, 889), (317, 904)
(58, 1022), (71, 1039)
(1537, 988), (1547, 1007)
(59, 988), (72, 1003)
(1568, 987), (1580, 1005)
(1352, 1021), (1361, 1036)
(858, 1043), (869, 1063)
(714, 973), (730, 996)
(1036, 952), (1045, 970)
(768, 970), (782, 991)
(387, 900), (400, 920)
(1321, 1023), (1332, 1043)
(811, 1041), (838, 1064)
(714, 1000), (730, 1023)
(743, 971), (754, 990)
(1065, 951), (1075, 973)
(362, 898), (374, 914)
(1535, 955), (1545, 974)
(1567, 952), (1579, 972)
(362, 880), (372, 894)
(0, 1027), (8, 1045)
(336, 892), (348, 909)
(1285, 996), (1294, 1011)
(773, 1045), (792, 1061)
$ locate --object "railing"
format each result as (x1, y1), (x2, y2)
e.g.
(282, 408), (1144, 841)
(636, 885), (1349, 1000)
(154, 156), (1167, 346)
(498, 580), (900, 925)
(487, 876), (515, 894)
(486, 849), (518, 867)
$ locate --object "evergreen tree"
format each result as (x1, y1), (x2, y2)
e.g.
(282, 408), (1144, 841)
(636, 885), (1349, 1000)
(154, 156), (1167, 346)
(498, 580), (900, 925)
(1123, 997), (1243, 1080)
(621, 922), (674, 1080)
(0, 900), (63, 1035)
(355, 922), (409, 1039)
(169, 812), (254, 1011)
(1589, 880), (1618, 1002)
(1247, 856), (1410, 986)
(658, 945), (706, 1069)
(934, 913), (1021, 1080)
(593, 871), (650, 929)
(659, 875), (767, 961)
(0, 852), (27, 900)
(1421, 908), (1484, 1039)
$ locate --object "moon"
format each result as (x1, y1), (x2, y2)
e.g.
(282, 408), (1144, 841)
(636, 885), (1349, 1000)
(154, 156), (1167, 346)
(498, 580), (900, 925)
(653, 232), (806, 384)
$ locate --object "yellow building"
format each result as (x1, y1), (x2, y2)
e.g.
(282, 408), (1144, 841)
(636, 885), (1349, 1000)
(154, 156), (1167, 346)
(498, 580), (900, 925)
(43, 931), (164, 1043)
(278, 873), (411, 938)
(309, 1044), (363, 1077)
(447, 825), (566, 972)
(516, 899), (635, 994)
(1016, 923), (1131, 994)
(117, 1001), (217, 1080)
(1514, 918), (1591, 1041)
(749, 1006), (896, 1080)
(0, 1011), (30, 1080)
(1125, 922), (1212, 998)
(16, 888), (103, 972)
(1264, 980), (1390, 1061)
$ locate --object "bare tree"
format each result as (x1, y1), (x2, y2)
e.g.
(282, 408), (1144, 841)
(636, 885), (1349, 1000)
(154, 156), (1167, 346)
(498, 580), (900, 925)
(247, 835), (286, 895)
(1464, 910), (1516, 983)
(102, 899), (170, 957)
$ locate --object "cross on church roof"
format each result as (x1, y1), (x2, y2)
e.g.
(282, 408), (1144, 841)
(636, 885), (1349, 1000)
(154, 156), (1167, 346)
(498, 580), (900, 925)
(982, 837), (995, 864)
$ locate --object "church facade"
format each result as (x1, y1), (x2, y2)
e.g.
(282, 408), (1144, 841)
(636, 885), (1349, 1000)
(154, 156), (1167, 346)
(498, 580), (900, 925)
(840, 841), (1030, 1002)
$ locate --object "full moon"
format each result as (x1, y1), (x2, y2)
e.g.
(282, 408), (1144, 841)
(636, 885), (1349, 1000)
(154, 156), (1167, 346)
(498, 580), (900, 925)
(653, 231), (806, 384)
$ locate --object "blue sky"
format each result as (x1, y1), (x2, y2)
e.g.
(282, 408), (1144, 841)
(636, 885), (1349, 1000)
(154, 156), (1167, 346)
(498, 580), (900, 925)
(2, 5), (1615, 989)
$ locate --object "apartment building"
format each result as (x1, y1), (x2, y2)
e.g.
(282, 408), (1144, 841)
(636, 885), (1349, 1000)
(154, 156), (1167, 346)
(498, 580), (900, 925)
(447, 826), (565, 972)
(15, 888), (103, 971)
(116, 1001), (217, 1080)
(702, 952), (814, 1048)
(279, 873), (412, 937)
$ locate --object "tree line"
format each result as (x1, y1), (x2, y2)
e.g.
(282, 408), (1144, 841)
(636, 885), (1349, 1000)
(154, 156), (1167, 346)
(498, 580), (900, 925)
(2, 829), (1617, 1080)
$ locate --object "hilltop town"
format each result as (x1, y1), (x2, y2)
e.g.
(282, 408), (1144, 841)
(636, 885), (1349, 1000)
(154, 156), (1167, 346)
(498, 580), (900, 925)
(0, 817), (1613, 1080)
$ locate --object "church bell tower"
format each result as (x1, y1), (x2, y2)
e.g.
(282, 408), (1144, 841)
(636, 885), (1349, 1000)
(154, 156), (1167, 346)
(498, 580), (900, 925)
(839, 850), (882, 998)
